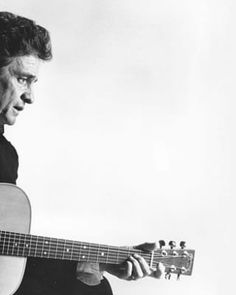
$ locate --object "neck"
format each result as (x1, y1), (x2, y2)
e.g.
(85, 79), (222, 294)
(0, 230), (195, 276)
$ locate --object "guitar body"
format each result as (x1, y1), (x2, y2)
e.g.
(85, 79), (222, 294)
(0, 183), (194, 295)
(0, 183), (31, 295)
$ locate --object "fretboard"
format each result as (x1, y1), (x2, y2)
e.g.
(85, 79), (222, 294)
(0, 230), (150, 264)
(0, 230), (194, 275)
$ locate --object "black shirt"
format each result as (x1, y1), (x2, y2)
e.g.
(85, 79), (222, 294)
(0, 134), (18, 184)
(0, 132), (113, 295)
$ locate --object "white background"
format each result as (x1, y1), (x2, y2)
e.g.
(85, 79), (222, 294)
(1, 1), (235, 294)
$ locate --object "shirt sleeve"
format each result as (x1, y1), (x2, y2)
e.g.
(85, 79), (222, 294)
(76, 262), (104, 286)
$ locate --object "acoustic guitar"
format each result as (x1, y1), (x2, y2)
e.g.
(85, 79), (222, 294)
(0, 183), (195, 295)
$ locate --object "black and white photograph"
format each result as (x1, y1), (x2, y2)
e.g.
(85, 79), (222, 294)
(0, 1), (234, 294)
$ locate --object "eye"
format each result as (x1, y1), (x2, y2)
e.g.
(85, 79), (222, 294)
(17, 77), (28, 86)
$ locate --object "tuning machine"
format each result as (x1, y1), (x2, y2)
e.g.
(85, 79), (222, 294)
(165, 265), (176, 280)
(169, 240), (176, 249)
(177, 267), (187, 280)
(159, 240), (165, 249)
(180, 241), (186, 249)
(165, 271), (171, 280)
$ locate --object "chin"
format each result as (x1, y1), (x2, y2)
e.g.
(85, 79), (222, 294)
(5, 116), (16, 125)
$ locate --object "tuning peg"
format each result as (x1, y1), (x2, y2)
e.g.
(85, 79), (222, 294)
(169, 241), (176, 249)
(180, 241), (186, 249)
(177, 266), (186, 279)
(159, 240), (165, 249)
(165, 271), (171, 280)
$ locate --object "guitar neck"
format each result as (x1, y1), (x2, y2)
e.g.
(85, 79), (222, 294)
(0, 230), (150, 264)
(0, 230), (194, 276)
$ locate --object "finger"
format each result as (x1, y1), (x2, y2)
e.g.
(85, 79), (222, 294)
(123, 260), (133, 280)
(134, 242), (157, 252)
(151, 262), (165, 279)
(133, 254), (152, 276)
(129, 255), (144, 278)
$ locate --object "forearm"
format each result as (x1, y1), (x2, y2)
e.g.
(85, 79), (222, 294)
(76, 262), (104, 286)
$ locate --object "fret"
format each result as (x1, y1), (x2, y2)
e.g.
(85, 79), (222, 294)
(15, 232), (21, 257)
(70, 241), (80, 261)
(60, 238), (69, 260)
(79, 242), (90, 261)
(28, 234), (34, 257)
(22, 234), (27, 257)
(96, 243), (101, 263)
(147, 253), (152, 267)
(18, 233), (26, 257)
(106, 245), (120, 264)
(61, 239), (66, 259)
(33, 235), (39, 257)
(70, 240), (75, 260)
(41, 236), (50, 258)
(153, 250), (163, 267)
(47, 237), (58, 259)
(97, 244), (109, 264)
(116, 246), (120, 264)
(106, 246), (110, 264)
(61, 239), (74, 260)
(63, 240), (74, 260)
(1, 231), (6, 255)
(110, 246), (129, 265)
(77, 241), (84, 261)
(54, 237), (59, 259)
(10, 231), (17, 256)
(88, 243), (101, 262)
(5, 232), (10, 255)
(0, 231), (3, 254)
(0, 231), (6, 255)
(51, 238), (63, 260)
(7, 231), (12, 255)
(110, 246), (133, 264)
(54, 238), (65, 260)
(5, 231), (11, 255)
(23, 234), (31, 257)
(87, 242), (91, 261)
(4, 231), (8, 255)
(142, 252), (151, 267)
(25, 234), (32, 257)
(47, 237), (52, 258)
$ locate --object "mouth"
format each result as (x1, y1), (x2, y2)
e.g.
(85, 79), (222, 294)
(14, 105), (24, 112)
(13, 105), (24, 116)
(14, 106), (24, 112)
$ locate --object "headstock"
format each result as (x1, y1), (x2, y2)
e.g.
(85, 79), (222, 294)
(153, 240), (195, 279)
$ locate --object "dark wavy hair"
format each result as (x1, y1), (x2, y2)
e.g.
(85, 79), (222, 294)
(0, 11), (52, 67)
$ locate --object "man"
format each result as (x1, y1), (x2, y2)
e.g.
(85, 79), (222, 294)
(0, 11), (163, 295)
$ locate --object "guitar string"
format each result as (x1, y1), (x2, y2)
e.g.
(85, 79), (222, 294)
(0, 239), (187, 271)
(0, 234), (181, 259)
(0, 230), (160, 254)
(0, 242), (186, 271)
(0, 231), (191, 260)
(0, 250), (189, 270)
(0, 231), (191, 269)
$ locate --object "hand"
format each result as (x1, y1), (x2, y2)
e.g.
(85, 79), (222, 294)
(102, 242), (165, 281)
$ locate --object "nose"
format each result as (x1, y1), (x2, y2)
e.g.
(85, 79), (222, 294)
(21, 91), (34, 104)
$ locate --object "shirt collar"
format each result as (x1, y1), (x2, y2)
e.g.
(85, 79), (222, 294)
(0, 125), (4, 135)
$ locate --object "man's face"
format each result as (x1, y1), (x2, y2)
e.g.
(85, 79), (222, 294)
(0, 55), (40, 125)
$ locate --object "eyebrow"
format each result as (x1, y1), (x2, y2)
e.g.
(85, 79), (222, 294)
(13, 70), (38, 82)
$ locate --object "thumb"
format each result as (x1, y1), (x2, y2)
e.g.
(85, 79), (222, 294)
(134, 242), (157, 252)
